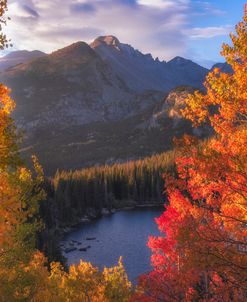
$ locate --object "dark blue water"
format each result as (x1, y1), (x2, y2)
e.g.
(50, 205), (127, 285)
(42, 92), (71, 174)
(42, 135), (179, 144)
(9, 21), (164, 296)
(62, 208), (162, 281)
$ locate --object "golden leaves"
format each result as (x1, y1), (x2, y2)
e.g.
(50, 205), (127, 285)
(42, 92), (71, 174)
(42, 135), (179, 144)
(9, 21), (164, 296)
(182, 17), (247, 138)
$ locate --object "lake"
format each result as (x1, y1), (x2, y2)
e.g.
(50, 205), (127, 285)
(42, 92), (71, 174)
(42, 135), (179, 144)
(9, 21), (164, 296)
(61, 208), (163, 282)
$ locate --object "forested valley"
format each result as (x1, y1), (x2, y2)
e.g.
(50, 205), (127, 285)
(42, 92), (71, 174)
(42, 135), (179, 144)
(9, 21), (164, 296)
(44, 151), (175, 223)
(38, 149), (176, 262)
(0, 1), (246, 301)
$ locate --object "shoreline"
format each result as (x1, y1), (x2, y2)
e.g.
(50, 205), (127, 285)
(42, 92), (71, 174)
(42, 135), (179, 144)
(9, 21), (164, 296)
(58, 203), (164, 259)
(58, 202), (164, 237)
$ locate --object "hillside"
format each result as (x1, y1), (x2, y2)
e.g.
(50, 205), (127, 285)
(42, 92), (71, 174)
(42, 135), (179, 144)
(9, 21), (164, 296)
(0, 50), (46, 71)
(0, 36), (210, 174)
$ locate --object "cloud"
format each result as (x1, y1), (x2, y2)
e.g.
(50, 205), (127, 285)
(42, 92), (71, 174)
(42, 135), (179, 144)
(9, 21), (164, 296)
(187, 25), (233, 39)
(5, 0), (191, 60)
(4, 0), (233, 64)
(22, 4), (40, 18)
(8, 1), (39, 18)
(137, 0), (189, 9)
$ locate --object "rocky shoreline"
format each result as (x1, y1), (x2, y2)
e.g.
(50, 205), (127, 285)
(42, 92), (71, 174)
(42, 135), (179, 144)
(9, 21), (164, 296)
(59, 203), (164, 236)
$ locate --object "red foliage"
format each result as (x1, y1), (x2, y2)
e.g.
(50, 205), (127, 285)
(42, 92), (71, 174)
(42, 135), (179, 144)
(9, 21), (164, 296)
(134, 15), (247, 302)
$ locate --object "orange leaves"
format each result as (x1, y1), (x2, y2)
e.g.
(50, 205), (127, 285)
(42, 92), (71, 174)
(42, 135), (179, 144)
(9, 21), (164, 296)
(182, 16), (247, 139)
(0, 3), (133, 301)
(182, 91), (208, 127)
(0, 84), (14, 114)
(137, 14), (247, 302)
(0, 83), (19, 170)
(0, 80), (49, 299)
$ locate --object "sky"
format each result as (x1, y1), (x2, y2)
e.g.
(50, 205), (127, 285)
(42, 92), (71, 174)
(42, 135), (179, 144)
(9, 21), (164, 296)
(4, 0), (247, 67)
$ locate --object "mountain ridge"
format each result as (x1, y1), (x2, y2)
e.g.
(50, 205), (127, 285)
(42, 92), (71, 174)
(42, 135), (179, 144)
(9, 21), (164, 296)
(0, 35), (214, 174)
(0, 50), (46, 71)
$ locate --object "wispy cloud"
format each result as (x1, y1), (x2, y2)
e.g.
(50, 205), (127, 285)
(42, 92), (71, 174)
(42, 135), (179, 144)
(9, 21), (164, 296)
(5, 0), (234, 64)
(137, 0), (189, 9)
(187, 25), (233, 39)
(8, 1), (39, 18)
(22, 4), (39, 18)
(6, 0), (190, 60)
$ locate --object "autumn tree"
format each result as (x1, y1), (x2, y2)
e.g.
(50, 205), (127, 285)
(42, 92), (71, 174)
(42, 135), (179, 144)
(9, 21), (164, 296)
(0, 2), (132, 301)
(0, 0), (46, 299)
(46, 257), (131, 302)
(134, 13), (247, 302)
(0, 0), (10, 49)
(0, 57), (47, 301)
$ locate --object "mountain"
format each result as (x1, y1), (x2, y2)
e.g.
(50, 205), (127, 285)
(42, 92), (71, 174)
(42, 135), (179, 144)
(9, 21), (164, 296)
(2, 41), (146, 130)
(0, 36), (210, 174)
(91, 36), (208, 92)
(211, 62), (233, 73)
(166, 57), (208, 89)
(0, 50), (46, 71)
(17, 87), (201, 175)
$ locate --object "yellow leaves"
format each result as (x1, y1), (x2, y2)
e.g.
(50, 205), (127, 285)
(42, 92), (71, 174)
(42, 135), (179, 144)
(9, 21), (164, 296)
(0, 251), (49, 301)
(182, 16), (247, 138)
(19, 167), (32, 182)
(75, 260), (98, 275)
(0, 1), (131, 300)
(0, 84), (14, 114)
(0, 65), (131, 301)
(32, 155), (44, 183)
(1, 254), (130, 302)
(43, 258), (132, 302)
(182, 91), (208, 127)
(0, 84), (19, 170)
(49, 261), (65, 278)
(103, 257), (132, 302)
(0, 82), (47, 298)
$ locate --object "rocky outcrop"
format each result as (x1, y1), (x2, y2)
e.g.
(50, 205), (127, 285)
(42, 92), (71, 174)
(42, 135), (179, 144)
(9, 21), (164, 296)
(148, 86), (196, 129)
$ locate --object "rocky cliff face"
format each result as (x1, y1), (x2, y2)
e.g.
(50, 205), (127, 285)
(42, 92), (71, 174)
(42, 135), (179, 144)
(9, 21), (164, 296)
(148, 86), (196, 129)
(91, 36), (208, 92)
(0, 36), (212, 174)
